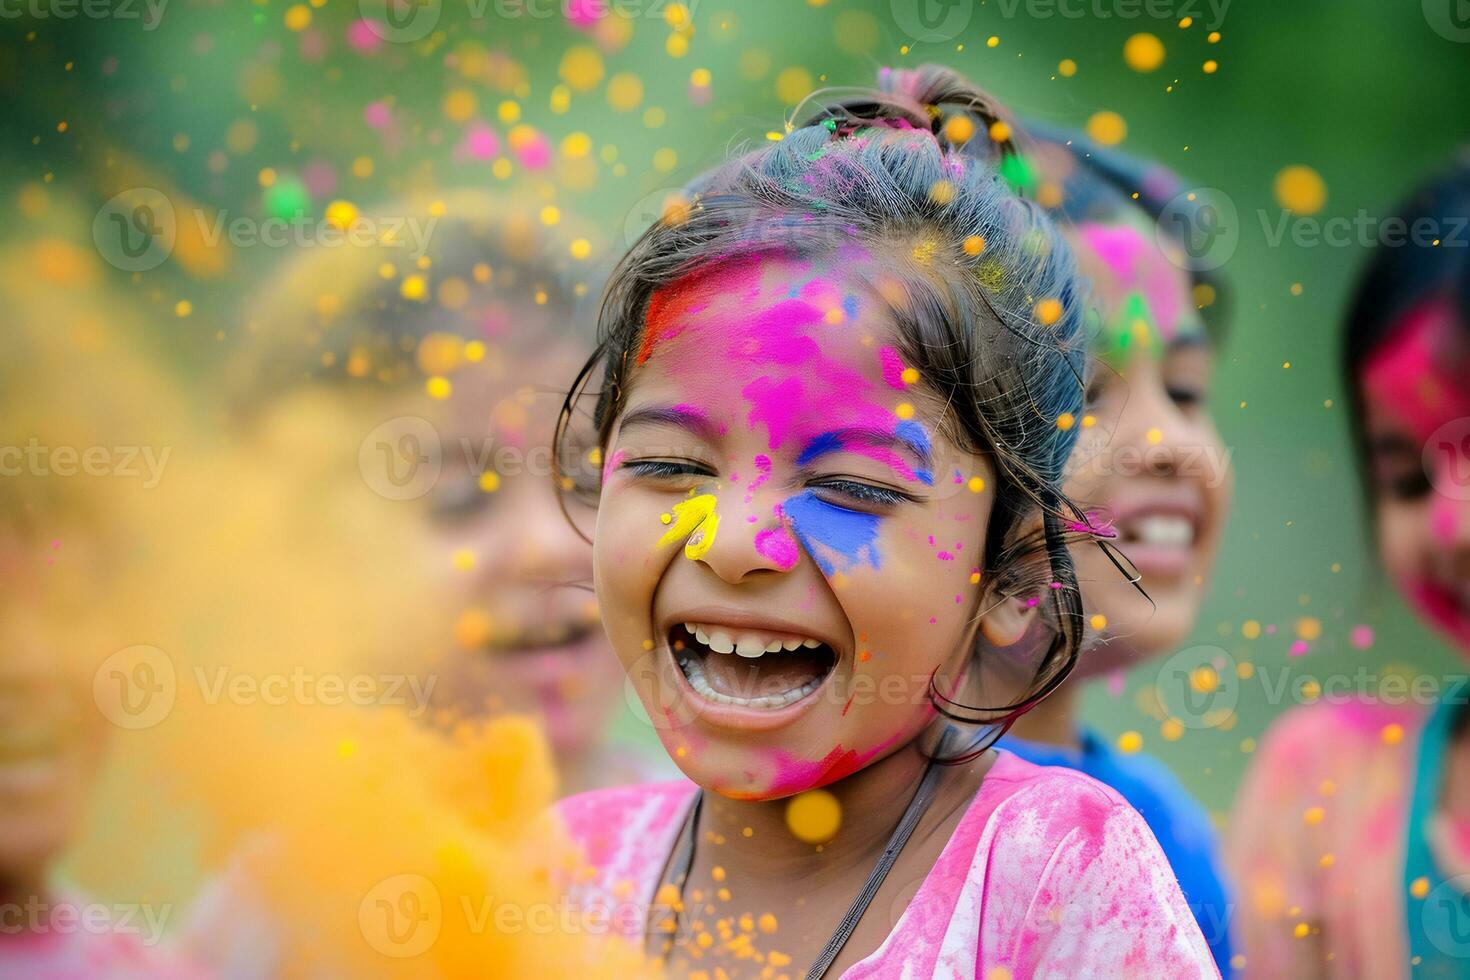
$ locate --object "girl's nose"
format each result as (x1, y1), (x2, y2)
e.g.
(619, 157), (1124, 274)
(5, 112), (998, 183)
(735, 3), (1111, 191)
(691, 495), (799, 585)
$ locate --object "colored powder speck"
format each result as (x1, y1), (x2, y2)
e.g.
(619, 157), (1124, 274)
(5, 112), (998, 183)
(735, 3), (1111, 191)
(879, 347), (907, 389)
(744, 454), (773, 503)
(754, 526), (800, 571)
(658, 493), (720, 560)
(1350, 624), (1375, 649)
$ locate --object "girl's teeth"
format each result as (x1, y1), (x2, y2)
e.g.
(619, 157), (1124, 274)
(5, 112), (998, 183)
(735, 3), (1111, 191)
(735, 636), (767, 658)
(676, 654), (822, 709)
(1133, 515), (1194, 547)
(680, 622), (829, 657)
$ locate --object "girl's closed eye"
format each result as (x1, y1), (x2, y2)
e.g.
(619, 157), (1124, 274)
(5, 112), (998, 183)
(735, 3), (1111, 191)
(621, 458), (716, 481)
(807, 475), (916, 511)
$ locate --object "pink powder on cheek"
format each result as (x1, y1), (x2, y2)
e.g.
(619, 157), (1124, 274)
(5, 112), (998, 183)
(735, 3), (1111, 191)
(1431, 494), (1462, 540)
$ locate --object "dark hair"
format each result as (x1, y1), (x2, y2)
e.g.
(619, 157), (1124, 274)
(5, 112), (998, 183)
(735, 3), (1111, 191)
(1344, 152), (1470, 488)
(228, 189), (600, 418)
(1021, 120), (1230, 342)
(557, 65), (1102, 759)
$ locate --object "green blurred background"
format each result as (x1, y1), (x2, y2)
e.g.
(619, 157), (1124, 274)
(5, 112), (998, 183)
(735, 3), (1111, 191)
(4, 0), (1470, 826)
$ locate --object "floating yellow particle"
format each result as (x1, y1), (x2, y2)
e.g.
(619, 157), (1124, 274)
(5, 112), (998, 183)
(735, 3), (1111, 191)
(1123, 33), (1165, 72)
(1274, 165), (1326, 217)
(942, 115), (974, 144)
(1085, 110), (1127, 146)
(1117, 731), (1143, 754)
(785, 789), (841, 844)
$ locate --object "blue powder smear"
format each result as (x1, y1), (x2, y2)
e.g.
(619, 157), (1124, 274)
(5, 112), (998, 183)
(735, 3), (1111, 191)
(783, 490), (882, 575)
(895, 420), (934, 485)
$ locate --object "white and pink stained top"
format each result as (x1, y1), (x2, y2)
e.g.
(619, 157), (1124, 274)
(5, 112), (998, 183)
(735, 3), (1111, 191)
(556, 748), (1219, 979)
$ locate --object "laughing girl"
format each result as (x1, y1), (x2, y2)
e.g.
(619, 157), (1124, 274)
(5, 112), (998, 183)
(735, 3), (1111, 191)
(1228, 156), (1470, 977)
(554, 66), (1217, 978)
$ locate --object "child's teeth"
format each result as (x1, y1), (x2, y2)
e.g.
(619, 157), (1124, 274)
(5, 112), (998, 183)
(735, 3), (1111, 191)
(781, 639), (801, 651)
(801, 639), (819, 649)
(684, 622), (697, 634)
(735, 635), (767, 658)
(707, 630), (735, 654)
(764, 640), (783, 654)
(694, 627), (711, 646)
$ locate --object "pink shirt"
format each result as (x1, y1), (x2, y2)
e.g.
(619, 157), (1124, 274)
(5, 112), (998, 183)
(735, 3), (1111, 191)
(1227, 700), (1427, 978)
(556, 749), (1217, 978)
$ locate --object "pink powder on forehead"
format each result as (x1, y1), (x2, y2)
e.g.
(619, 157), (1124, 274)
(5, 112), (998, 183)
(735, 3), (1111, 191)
(1361, 298), (1470, 443)
(1078, 223), (1186, 340)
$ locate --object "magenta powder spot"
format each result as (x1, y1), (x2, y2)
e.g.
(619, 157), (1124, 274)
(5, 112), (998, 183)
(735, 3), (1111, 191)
(1350, 624), (1375, 649)
(754, 526), (800, 571)
(878, 346), (907, 389)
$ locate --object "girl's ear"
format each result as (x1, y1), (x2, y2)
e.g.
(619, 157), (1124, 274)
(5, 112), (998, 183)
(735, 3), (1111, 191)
(979, 592), (1038, 648)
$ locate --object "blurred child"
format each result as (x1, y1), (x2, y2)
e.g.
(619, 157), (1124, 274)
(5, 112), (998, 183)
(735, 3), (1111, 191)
(1228, 156), (1470, 977)
(555, 66), (1217, 977)
(0, 234), (207, 978)
(231, 190), (666, 795)
(998, 129), (1237, 972)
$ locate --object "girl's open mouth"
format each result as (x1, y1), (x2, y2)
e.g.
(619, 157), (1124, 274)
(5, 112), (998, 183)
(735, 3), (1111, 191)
(670, 622), (839, 710)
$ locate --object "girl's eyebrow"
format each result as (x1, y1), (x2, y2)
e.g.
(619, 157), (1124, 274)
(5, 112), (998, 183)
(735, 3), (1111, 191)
(798, 426), (934, 470)
(618, 404), (720, 442)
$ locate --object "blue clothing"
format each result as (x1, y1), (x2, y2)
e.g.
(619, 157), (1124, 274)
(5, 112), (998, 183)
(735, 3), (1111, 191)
(1402, 683), (1470, 976)
(998, 728), (1235, 976)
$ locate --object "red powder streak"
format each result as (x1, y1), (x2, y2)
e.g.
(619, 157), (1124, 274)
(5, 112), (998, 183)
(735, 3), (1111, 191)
(842, 693), (856, 716)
